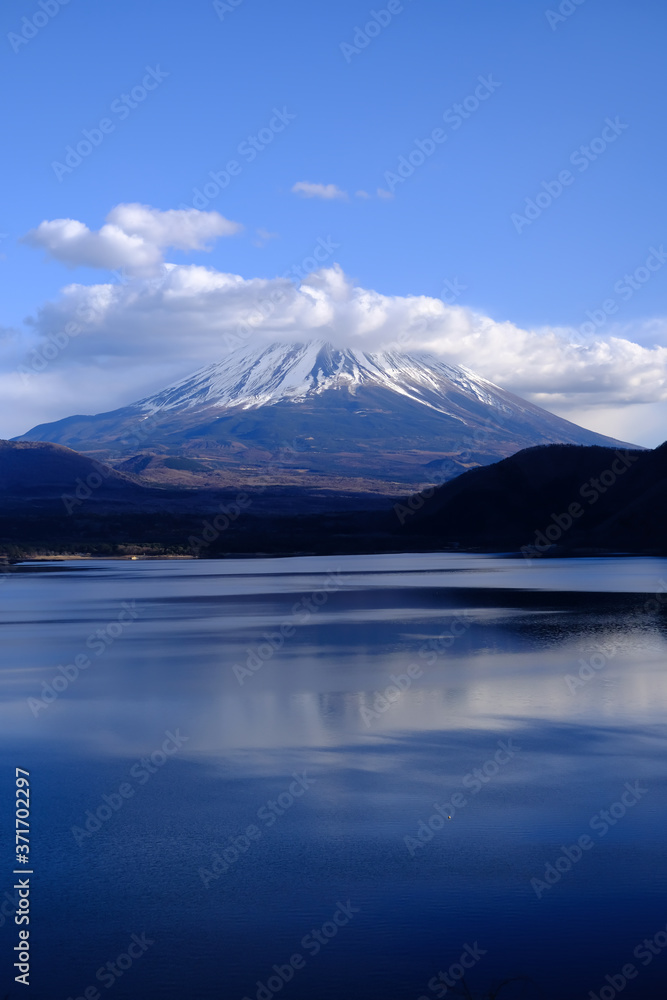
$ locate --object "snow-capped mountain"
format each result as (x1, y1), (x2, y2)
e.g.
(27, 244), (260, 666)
(17, 340), (632, 490)
(136, 340), (515, 416)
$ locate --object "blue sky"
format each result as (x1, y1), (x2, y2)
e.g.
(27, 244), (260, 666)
(2, 0), (667, 443)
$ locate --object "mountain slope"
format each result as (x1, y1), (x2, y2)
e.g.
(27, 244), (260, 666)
(0, 441), (140, 496)
(16, 340), (634, 490)
(395, 441), (667, 553)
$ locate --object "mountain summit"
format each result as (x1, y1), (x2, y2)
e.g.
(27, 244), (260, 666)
(17, 340), (632, 491)
(134, 340), (530, 413)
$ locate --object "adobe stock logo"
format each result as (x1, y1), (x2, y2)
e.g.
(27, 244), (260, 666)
(213, 0), (245, 20)
(51, 66), (169, 181)
(511, 118), (628, 234)
(545, 0), (587, 31)
(529, 781), (649, 899)
(8, 0), (71, 54)
(339, 1), (409, 62)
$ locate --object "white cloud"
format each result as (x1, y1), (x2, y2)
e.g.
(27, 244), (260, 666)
(291, 181), (348, 201)
(253, 228), (279, 248)
(21, 218), (161, 274)
(106, 203), (240, 249)
(21, 204), (242, 277)
(5, 263), (667, 445)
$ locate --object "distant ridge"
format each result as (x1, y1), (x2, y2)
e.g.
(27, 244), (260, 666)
(397, 441), (667, 553)
(1, 440), (665, 557)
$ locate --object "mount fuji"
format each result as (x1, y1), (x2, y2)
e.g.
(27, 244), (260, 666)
(16, 340), (632, 491)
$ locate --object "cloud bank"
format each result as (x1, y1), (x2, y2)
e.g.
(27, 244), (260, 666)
(4, 204), (667, 444)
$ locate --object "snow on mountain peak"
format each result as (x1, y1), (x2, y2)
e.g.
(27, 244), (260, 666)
(137, 339), (508, 416)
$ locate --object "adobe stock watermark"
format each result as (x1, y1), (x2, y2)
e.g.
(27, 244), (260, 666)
(65, 932), (155, 1000)
(241, 901), (359, 1000)
(362, 612), (474, 726)
(381, 75), (501, 195)
(565, 641), (618, 696)
(179, 107), (295, 211)
(28, 603), (139, 717)
(404, 739), (521, 856)
(388, 364), (519, 506)
(392, 426), (472, 522)
(545, 0), (587, 31)
(520, 449), (641, 561)
(381, 277), (467, 357)
(61, 461), (121, 514)
(340, 1), (412, 63)
(529, 781), (649, 898)
(218, 236), (340, 357)
(393, 483), (439, 525)
(111, 407), (163, 456)
(569, 246), (667, 344)
(71, 730), (188, 846)
(8, 0), (72, 54)
(52, 66), (169, 181)
(440, 276), (468, 305)
(18, 316), (83, 383)
(587, 919), (667, 1000)
(199, 771), (316, 888)
(188, 492), (252, 555)
(187, 440), (304, 556)
(450, 406), (528, 477)
(564, 579), (667, 694)
(213, 0), (245, 20)
(0, 887), (20, 930)
(233, 571), (348, 684)
(16, 284), (128, 385)
(283, 235), (340, 285)
(418, 942), (488, 1000)
(511, 117), (628, 234)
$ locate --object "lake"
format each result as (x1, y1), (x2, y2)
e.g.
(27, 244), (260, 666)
(1, 554), (666, 999)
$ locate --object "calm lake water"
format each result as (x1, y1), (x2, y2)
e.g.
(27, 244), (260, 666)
(1, 554), (666, 999)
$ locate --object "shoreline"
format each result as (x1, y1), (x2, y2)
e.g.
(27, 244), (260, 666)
(3, 548), (662, 567)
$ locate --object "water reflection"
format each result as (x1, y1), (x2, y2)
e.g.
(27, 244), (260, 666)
(0, 555), (666, 999)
